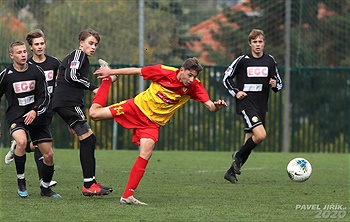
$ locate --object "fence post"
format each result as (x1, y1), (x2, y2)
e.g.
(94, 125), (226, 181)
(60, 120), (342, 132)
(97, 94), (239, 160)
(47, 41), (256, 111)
(283, 0), (291, 152)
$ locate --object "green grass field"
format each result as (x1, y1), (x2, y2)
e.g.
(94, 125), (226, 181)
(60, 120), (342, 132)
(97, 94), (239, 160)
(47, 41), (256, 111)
(0, 149), (348, 222)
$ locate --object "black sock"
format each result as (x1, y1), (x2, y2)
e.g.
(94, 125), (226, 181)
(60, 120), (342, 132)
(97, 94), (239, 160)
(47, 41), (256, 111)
(80, 134), (96, 188)
(237, 137), (257, 166)
(25, 141), (32, 153)
(18, 178), (26, 186)
(91, 135), (96, 179)
(42, 163), (54, 185)
(34, 148), (44, 180)
(14, 154), (26, 175)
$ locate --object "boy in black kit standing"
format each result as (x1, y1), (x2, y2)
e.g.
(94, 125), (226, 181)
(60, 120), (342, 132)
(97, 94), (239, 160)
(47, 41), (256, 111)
(223, 29), (283, 184)
(52, 28), (112, 196)
(0, 41), (60, 198)
(4, 29), (60, 188)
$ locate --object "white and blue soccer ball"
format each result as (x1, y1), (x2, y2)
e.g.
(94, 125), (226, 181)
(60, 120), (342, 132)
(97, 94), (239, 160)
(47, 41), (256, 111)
(287, 158), (312, 182)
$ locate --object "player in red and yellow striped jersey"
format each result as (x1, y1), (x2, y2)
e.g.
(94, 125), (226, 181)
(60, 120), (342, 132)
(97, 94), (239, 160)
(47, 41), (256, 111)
(90, 57), (227, 205)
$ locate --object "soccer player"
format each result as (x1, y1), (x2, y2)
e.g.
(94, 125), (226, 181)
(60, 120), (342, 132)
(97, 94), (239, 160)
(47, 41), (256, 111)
(222, 29), (283, 184)
(0, 41), (60, 198)
(90, 57), (227, 205)
(52, 28), (112, 196)
(4, 29), (60, 188)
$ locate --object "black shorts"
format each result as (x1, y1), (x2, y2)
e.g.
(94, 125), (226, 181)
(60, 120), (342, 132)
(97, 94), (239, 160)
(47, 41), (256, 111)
(35, 115), (54, 126)
(9, 122), (52, 145)
(240, 109), (265, 132)
(53, 106), (91, 135)
(54, 106), (88, 127)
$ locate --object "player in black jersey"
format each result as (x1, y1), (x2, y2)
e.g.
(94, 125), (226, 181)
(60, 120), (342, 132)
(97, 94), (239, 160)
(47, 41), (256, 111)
(0, 41), (60, 198)
(222, 29), (283, 184)
(4, 30), (60, 188)
(52, 28), (112, 196)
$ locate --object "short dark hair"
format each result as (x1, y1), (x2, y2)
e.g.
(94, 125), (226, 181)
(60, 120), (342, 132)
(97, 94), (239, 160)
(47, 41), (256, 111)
(26, 29), (45, 46)
(9, 41), (25, 54)
(182, 57), (203, 74)
(79, 28), (100, 43)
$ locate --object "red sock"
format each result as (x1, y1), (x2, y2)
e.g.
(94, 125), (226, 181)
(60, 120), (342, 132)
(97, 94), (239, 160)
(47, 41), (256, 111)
(92, 77), (112, 106)
(122, 156), (148, 198)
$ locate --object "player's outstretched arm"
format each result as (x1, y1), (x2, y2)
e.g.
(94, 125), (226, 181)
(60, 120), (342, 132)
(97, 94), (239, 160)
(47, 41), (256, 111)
(204, 99), (227, 112)
(94, 67), (142, 79)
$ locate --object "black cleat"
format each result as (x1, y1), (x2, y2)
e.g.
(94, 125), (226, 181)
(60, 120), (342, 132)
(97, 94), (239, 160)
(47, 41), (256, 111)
(97, 182), (113, 193)
(40, 186), (61, 198)
(224, 171), (240, 184)
(232, 151), (242, 175)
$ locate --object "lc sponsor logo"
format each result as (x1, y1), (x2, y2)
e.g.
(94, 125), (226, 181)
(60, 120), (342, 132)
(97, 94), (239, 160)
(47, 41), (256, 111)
(156, 91), (179, 104)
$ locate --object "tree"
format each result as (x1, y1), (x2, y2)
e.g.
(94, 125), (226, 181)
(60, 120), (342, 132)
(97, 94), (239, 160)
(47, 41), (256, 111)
(205, 0), (350, 67)
(144, 0), (202, 64)
(0, 0), (202, 65)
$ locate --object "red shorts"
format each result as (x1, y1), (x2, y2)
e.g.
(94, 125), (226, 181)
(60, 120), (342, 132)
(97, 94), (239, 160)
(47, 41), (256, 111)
(108, 98), (159, 146)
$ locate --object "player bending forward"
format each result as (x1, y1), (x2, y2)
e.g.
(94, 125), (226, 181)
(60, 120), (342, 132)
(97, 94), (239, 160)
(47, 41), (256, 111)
(90, 57), (227, 205)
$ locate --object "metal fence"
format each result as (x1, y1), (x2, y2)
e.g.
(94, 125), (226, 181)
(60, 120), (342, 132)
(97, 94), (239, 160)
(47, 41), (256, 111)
(1, 62), (349, 153)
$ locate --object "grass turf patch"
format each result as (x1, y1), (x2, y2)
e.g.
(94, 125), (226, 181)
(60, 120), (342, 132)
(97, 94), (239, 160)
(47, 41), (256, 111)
(0, 149), (348, 221)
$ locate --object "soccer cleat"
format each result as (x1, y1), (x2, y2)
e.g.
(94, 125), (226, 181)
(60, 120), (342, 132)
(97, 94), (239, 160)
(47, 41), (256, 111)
(82, 183), (111, 196)
(17, 183), (28, 198)
(232, 151), (242, 175)
(40, 186), (61, 198)
(120, 196), (147, 205)
(4, 140), (16, 165)
(98, 58), (110, 68)
(224, 171), (240, 184)
(96, 182), (113, 192)
(98, 58), (118, 82)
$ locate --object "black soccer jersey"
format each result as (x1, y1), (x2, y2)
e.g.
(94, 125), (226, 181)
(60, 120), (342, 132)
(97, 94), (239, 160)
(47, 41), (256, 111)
(223, 53), (283, 114)
(28, 54), (61, 119)
(0, 63), (50, 126)
(52, 49), (98, 108)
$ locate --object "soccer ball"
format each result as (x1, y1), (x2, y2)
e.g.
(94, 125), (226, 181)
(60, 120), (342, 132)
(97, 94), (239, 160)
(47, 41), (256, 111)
(287, 158), (312, 182)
